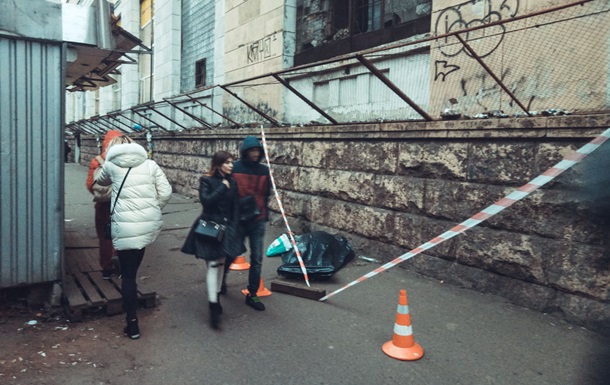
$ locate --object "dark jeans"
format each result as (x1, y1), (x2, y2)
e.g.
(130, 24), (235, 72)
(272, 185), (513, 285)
(94, 201), (114, 271)
(117, 248), (145, 320)
(241, 220), (266, 295)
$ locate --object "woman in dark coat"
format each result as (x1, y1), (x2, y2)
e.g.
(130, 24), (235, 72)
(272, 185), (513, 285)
(182, 151), (243, 328)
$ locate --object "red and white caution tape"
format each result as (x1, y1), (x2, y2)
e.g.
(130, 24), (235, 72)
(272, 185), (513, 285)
(320, 127), (610, 301)
(260, 127), (311, 287)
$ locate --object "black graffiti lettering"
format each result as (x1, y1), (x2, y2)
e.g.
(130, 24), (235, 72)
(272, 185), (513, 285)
(434, 60), (461, 81)
(435, 0), (520, 59)
(247, 42), (259, 63)
(246, 33), (277, 63)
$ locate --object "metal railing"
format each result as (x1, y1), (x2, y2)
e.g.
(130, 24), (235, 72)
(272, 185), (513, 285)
(67, 0), (607, 135)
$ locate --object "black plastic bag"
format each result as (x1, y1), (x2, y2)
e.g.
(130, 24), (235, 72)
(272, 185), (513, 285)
(277, 231), (355, 280)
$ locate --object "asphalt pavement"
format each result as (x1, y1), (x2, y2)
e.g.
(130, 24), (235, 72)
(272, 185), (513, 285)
(62, 163), (609, 385)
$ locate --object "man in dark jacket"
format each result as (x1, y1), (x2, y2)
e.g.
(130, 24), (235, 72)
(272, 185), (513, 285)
(228, 136), (271, 311)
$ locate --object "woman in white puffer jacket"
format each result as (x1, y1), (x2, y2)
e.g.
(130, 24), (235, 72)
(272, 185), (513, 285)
(96, 135), (172, 340)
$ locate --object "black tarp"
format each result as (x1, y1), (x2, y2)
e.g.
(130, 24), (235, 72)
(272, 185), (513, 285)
(277, 231), (355, 280)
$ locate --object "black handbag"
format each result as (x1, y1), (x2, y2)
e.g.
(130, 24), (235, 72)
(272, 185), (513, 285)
(194, 219), (226, 242)
(103, 168), (132, 240)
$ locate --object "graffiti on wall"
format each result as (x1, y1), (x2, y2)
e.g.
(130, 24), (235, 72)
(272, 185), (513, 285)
(434, 60), (461, 81)
(247, 33), (278, 64)
(433, 0), (521, 81)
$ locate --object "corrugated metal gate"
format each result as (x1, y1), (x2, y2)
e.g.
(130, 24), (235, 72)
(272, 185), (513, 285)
(0, 36), (64, 287)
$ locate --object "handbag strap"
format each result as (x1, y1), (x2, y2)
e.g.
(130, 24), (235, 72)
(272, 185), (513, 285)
(110, 167), (132, 216)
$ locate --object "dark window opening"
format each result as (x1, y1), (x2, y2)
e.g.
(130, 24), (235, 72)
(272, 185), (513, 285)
(195, 59), (206, 88)
(354, 0), (382, 34)
(295, 0), (431, 66)
(333, 0), (350, 30)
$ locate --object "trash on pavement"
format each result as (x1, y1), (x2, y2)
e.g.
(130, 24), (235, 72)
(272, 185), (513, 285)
(277, 231), (355, 280)
(266, 234), (292, 257)
(358, 255), (380, 263)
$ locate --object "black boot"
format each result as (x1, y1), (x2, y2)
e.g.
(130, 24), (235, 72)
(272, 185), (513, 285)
(123, 318), (140, 339)
(209, 302), (222, 329)
(217, 297), (223, 315)
(219, 267), (229, 295)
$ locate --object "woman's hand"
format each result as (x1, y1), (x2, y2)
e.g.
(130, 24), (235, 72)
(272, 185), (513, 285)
(222, 179), (230, 188)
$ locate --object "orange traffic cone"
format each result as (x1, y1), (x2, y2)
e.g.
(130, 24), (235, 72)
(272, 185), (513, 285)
(229, 255), (250, 271)
(241, 277), (272, 297)
(382, 289), (424, 361)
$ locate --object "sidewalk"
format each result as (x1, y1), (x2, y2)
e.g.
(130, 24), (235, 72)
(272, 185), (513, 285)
(28, 163), (605, 384)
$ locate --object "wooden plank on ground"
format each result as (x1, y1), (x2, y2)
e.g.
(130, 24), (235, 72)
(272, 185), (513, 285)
(67, 248), (97, 273)
(270, 280), (326, 300)
(80, 248), (100, 272)
(62, 274), (88, 322)
(64, 232), (98, 249)
(74, 272), (104, 306)
(136, 279), (157, 308)
(64, 249), (81, 275)
(89, 271), (123, 315)
(63, 274), (89, 308)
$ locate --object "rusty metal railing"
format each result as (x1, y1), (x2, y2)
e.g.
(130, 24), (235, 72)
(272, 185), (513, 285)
(67, 0), (605, 135)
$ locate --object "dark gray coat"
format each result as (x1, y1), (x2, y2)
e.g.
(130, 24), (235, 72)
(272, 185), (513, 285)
(181, 173), (244, 260)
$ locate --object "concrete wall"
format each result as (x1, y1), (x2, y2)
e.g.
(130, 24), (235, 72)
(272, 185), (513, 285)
(154, 0), (182, 99)
(223, 0), (287, 122)
(429, 0), (610, 117)
(77, 115), (610, 332)
(115, 0), (140, 109)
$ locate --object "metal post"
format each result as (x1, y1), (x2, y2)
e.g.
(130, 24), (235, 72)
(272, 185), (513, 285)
(220, 85), (281, 127)
(356, 55), (433, 121)
(115, 110), (143, 129)
(164, 98), (213, 129)
(148, 103), (190, 131)
(83, 121), (104, 134)
(272, 74), (338, 125)
(185, 94), (242, 127)
(91, 117), (115, 131)
(455, 34), (531, 116)
(100, 115), (128, 133)
(107, 113), (134, 132)
(131, 108), (169, 132)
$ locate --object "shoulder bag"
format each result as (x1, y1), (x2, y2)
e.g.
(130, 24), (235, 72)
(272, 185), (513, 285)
(194, 219), (226, 242)
(92, 156), (112, 202)
(104, 168), (132, 240)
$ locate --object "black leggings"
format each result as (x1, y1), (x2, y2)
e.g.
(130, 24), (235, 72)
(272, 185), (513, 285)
(117, 248), (145, 320)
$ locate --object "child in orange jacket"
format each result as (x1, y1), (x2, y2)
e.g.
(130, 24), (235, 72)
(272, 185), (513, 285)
(86, 130), (123, 279)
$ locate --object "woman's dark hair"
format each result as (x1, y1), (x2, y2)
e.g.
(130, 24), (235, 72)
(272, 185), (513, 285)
(207, 151), (234, 176)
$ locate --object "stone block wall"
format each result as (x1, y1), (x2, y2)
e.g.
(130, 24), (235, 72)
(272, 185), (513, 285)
(78, 114), (610, 332)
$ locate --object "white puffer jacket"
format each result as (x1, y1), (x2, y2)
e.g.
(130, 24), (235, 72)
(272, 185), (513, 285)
(96, 142), (172, 250)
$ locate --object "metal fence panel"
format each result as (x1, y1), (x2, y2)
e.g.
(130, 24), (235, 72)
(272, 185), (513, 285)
(0, 37), (64, 287)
